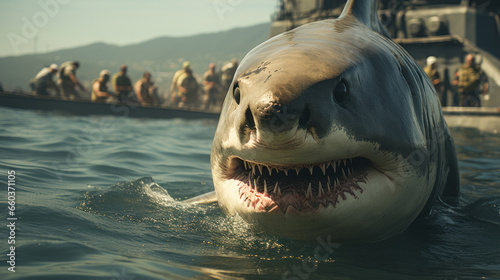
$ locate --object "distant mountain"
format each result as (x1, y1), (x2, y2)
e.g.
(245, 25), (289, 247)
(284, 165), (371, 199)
(0, 22), (271, 92)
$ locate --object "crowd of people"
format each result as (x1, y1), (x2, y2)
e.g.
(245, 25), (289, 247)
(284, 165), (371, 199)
(27, 53), (489, 108)
(424, 53), (489, 107)
(28, 59), (239, 109)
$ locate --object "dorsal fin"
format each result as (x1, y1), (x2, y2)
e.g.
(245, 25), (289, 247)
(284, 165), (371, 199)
(339, 0), (390, 38)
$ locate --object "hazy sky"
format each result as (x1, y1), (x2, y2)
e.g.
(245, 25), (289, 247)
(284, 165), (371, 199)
(0, 0), (277, 57)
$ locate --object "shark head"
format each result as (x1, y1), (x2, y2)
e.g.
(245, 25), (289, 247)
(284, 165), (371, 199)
(210, 0), (459, 242)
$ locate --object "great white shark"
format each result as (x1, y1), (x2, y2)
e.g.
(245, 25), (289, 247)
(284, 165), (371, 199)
(189, 0), (460, 242)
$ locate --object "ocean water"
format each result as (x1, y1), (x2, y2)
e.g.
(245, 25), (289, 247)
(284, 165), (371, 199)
(0, 106), (499, 280)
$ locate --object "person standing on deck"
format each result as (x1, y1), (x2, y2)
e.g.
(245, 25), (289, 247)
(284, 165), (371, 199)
(57, 61), (85, 100)
(424, 56), (444, 105)
(31, 64), (59, 96)
(452, 54), (489, 107)
(176, 68), (199, 107)
(91, 70), (114, 103)
(112, 64), (134, 103)
(202, 63), (221, 109)
(170, 61), (192, 105)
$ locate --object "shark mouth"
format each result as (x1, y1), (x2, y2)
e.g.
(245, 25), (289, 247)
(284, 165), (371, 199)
(225, 157), (370, 215)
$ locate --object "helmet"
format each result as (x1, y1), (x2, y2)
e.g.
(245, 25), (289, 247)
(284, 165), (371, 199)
(427, 56), (437, 66)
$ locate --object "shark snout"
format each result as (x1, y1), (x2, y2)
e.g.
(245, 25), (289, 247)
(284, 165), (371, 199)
(240, 89), (332, 145)
(255, 92), (309, 133)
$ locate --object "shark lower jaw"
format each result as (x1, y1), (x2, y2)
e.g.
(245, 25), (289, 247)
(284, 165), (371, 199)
(221, 156), (373, 215)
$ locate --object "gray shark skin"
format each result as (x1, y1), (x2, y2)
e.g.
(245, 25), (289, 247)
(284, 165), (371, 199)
(209, 0), (459, 242)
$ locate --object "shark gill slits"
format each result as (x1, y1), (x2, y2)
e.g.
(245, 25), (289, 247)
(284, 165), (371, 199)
(233, 82), (241, 104)
(332, 79), (349, 104)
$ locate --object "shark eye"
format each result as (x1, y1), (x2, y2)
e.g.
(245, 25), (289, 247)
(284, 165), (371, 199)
(333, 79), (348, 104)
(233, 82), (241, 105)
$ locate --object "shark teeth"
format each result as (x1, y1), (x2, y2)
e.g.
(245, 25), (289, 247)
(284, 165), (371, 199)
(266, 165), (273, 175)
(317, 181), (324, 198)
(308, 166), (314, 176)
(274, 182), (281, 196)
(234, 157), (369, 213)
(306, 183), (313, 199)
(240, 158), (359, 182)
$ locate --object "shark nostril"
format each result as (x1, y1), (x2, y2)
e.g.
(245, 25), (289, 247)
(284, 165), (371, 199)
(298, 106), (311, 128)
(245, 107), (255, 130)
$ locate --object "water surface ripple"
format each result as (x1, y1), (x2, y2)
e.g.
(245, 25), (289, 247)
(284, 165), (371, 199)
(0, 107), (499, 280)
